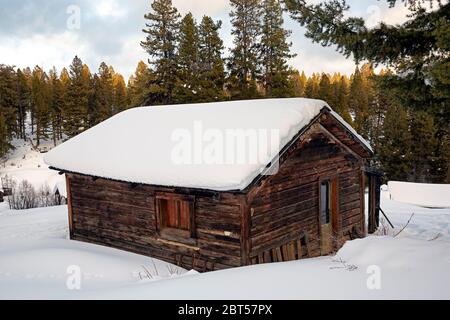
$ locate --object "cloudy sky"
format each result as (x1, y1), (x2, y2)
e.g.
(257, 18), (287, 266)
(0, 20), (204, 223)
(0, 0), (412, 80)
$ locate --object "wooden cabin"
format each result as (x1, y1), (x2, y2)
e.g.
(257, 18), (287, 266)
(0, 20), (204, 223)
(45, 98), (378, 272)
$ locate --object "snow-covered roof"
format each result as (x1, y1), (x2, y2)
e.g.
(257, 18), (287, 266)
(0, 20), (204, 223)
(44, 98), (372, 191)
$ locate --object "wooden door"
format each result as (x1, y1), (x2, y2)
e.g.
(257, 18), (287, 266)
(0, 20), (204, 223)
(367, 174), (381, 234)
(319, 178), (338, 255)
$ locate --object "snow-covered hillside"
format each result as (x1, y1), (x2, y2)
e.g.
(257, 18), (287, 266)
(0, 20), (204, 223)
(0, 137), (65, 195)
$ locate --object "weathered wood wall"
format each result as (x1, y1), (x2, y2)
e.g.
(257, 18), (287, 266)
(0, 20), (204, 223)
(66, 111), (369, 272)
(67, 173), (244, 271)
(246, 129), (365, 261)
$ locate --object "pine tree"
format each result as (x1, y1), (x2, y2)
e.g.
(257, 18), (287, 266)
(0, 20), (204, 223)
(90, 74), (102, 126)
(16, 69), (30, 140)
(410, 111), (438, 182)
(286, 69), (305, 97)
(259, 0), (295, 97)
(335, 75), (352, 124)
(128, 61), (153, 108)
(433, 132), (450, 183)
(90, 74), (99, 124)
(90, 62), (114, 126)
(349, 66), (370, 138)
(113, 73), (127, 113)
(82, 64), (94, 127)
(318, 73), (333, 104)
(0, 114), (10, 157)
(304, 73), (320, 99)
(48, 68), (65, 146)
(141, 0), (181, 105)
(0, 65), (17, 156)
(198, 16), (226, 102)
(60, 68), (70, 83)
(362, 64), (378, 138)
(175, 13), (200, 103)
(378, 103), (412, 181)
(328, 73), (340, 109)
(59, 68), (70, 140)
(31, 66), (51, 146)
(370, 69), (391, 150)
(64, 56), (89, 138)
(228, 0), (262, 99)
(285, 0), (450, 182)
(297, 70), (308, 96)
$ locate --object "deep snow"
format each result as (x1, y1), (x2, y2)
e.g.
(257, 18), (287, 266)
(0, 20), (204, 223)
(388, 181), (450, 208)
(93, 236), (450, 300)
(0, 202), (191, 299)
(0, 190), (449, 299)
(1, 130), (449, 299)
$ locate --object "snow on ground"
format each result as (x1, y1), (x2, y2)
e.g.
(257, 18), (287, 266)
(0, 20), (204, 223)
(0, 135), (194, 299)
(79, 194), (450, 300)
(1, 137), (449, 299)
(388, 181), (450, 208)
(0, 202), (190, 300)
(90, 236), (450, 300)
(377, 188), (450, 241)
(0, 192), (449, 299)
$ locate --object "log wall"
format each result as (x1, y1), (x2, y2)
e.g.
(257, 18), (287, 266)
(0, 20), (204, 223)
(247, 131), (364, 260)
(67, 173), (244, 271)
(66, 113), (368, 272)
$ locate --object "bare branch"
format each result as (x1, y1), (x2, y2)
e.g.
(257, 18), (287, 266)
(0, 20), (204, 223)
(393, 213), (415, 237)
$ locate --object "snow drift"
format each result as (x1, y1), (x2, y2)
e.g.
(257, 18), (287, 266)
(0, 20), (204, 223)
(388, 181), (450, 208)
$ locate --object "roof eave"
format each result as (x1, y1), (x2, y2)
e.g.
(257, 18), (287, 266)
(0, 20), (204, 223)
(321, 108), (374, 157)
(49, 106), (373, 195)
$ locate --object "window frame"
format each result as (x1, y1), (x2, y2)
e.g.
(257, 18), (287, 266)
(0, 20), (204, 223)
(318, 175), (340, 232)
(155, 192), (196, 244)
(320, 180), (331, 225)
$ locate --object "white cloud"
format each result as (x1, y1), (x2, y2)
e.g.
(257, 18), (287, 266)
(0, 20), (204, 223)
(95, 0), (127, 20)
(172, 0), (230, 16)
(290, 51), (357, 76)
(0, 29), (148, 81)
(0, 0), (427, 81)
(351, 1), (411, 27)
(0, 32), (89, 72)
(97, 34), (148, 81)
(378, 4), (411, 25)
